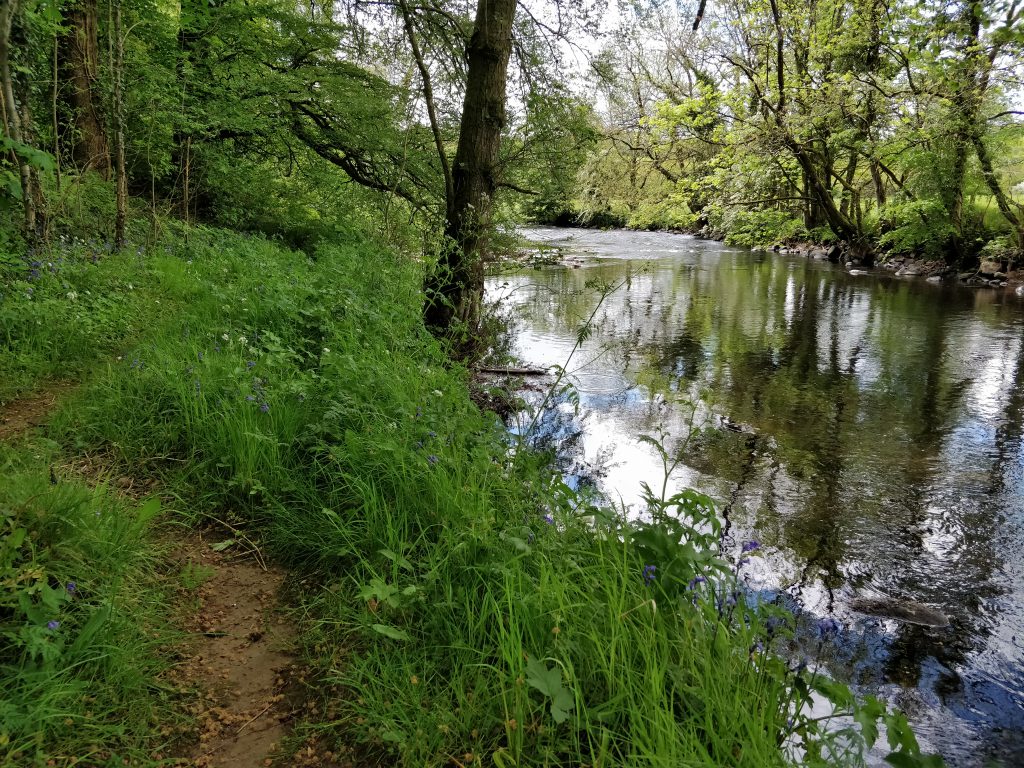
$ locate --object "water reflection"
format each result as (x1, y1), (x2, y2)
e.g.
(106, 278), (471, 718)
(490, 226), (1024, 766)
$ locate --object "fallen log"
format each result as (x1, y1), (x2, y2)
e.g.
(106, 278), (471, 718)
(475, 365), (550, 376)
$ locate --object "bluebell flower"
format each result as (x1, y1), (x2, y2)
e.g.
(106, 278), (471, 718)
(817, 617), (841, 640)
(687, 576), (706, 590)
(427, 454), (439, 465)
(47, 620), (60, 631)
(246, 360), (256, 369)
(66, 582), (76, 595)
(741, 540), (761, 554)
(543, 514), (554, 525)
(642, 564), (657, 585)
(259, 403), (270, 413)
(246, 395), (256, 402)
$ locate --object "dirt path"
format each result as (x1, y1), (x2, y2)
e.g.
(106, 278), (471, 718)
(171, 534), (300, 768)
(1, 385), (321, 767)
(0, 382), (77, 439)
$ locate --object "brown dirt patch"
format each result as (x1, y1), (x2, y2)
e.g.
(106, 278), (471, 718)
(170, 532), (300, 768)
(0, 381), (77, 439)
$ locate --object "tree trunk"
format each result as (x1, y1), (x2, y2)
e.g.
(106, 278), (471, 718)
(423, 0), (516, 335)
(973, 132), (1024, 250)
(57, 0), (110, 176)
(0, 0), (38, 237)
(113, 0), (126, 248)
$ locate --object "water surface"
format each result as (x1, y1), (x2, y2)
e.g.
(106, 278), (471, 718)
(488, 226), (1024, 766)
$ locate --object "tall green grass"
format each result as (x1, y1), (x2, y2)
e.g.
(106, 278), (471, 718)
(2, 220), (940, 766)
(0, 442), (180, 766)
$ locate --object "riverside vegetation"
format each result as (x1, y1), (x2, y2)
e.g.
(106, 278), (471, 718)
(0, 187), (945, 767)
(0, 0), (980, 765)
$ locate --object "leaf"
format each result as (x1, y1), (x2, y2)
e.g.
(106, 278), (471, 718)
(371, 623), (409, 641)
(854, 695), (886, 748)
(550, 687), (575, 723)
(210, 538), (236, 552)
(137, 497), (161, 525)
(525, 656), (575, 722)
(69, 603), (112, 655)
(811, 676), (854, 708)
(378, 548), (412, 571)
(525, 656), (561, 698)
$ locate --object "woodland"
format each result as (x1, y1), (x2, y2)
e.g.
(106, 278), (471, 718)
(0, 0), (1020, 766)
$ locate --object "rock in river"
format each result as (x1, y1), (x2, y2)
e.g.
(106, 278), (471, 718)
(851, 596), (950, 627)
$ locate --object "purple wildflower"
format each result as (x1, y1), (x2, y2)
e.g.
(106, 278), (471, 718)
(246, 360), (256, 369)
(47, 620), (60, 631)
(741, 540), (761, 554)
(642, 564), (657, 585)
(427, 454), (439, 465)
(66, 582), (76, 595)
(543, 514), (554, 525)
(687, 576), (706, 590)
(259, 403), (270, 413)
(817, 617), (841, 640)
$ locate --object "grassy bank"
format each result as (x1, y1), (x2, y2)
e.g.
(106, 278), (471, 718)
(1, 217), (939, 766)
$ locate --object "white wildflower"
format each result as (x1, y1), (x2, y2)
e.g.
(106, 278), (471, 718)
(66, 291), (78, 301)
(238, 335), (248, 346)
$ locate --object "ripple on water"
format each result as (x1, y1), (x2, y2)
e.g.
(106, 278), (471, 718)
(495, 226), (1024, 767)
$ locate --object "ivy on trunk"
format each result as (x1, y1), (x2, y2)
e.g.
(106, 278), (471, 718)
(423, 0), (517, 337)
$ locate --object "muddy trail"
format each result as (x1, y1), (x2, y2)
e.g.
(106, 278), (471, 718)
(0, 385), (346, 768)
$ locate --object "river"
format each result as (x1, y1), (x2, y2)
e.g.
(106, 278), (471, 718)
(486, 226), (1024, 767)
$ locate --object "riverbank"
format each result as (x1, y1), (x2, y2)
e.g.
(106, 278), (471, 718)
(1, 214), (939, 766)
(495, 225), (1024, 767)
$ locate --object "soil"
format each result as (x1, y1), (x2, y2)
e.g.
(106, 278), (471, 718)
(170, 533), (300, 768)
(0, 381), (77, 439)
(0, 384), (349, 767)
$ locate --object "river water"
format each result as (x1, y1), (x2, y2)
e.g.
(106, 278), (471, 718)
(487, 226), (1024, 767)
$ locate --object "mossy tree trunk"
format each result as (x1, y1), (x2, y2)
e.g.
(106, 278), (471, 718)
(423, 0), (516, 336)
(57, 0), (110, 176)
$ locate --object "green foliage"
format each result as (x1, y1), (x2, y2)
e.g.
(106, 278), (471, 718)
(1, 218), (934, 766)
(0, 138), (54, 210)
(723, 209), (807, 248)
(507, 88), (600, 224)
(0, 446), (176, 765)
(878, 199), (955, 258)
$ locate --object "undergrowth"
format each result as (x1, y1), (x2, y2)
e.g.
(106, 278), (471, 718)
(0, 441), (180, 766)
(1, 217), (942, 766)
